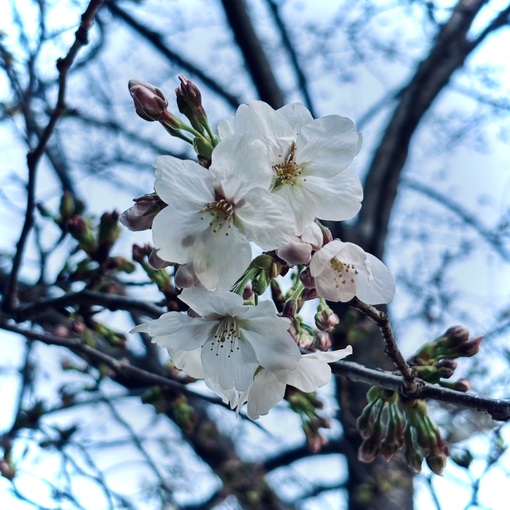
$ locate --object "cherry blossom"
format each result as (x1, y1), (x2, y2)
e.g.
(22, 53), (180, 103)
(152, 135), (295, 290)
(131, 287), (301, 391)
(309, 240), (395, 304)
(219, 101), (363, 233)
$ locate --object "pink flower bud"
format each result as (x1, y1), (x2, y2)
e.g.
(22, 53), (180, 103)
(128, 80), (168, 121)
(314, 307), (339, 332)
(315, 331), (332, 351)
(299, 267), (316, 289)
(120, 194), (166, 232)
(175, 75), (207, 131)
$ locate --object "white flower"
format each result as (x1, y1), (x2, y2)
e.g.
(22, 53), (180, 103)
(309, 240), (395, 304)
(152, 134), (295, 290)
(219, 347), (353, 420)
(219, 101), (363, 233)
(131, 287), (301, 391)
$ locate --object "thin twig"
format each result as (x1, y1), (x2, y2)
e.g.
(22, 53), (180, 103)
(349, 297), (419, 394)
(1, 0), (105, 314)
(3, 320), (509, 422)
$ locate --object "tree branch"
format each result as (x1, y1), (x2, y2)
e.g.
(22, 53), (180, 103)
(354, 0), (506, 258)
(220, 0), (284, 108)
(1, 0), (105, 314)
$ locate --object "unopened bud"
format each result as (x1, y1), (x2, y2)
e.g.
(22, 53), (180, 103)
(299, 267), (315, 289)
(456, 336), (482, 357)
(405, 445), (424, 473)
(315, 301), (339, 331)
(426, 452), (448, 475)
(358, 420), (382, 463)
(315, 331), (332, 351)
(129, 80), (168, 121)
(67, 216), (97, 254)
(120, 194), (166, 231)
(242, 283), (254, 301)
(176, 75), (208, 133)
(0, 459), (15, 480)
(441, 378), (471, 392)
(98, 211), (120, 247)
(443, 326), (470, 347)
(434, 359), (457, 379)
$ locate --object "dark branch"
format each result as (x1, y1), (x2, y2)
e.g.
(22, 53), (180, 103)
(220, 0), (284, 108)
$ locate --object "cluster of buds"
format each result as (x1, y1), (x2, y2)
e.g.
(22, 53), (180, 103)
(408, 326), (482, 391)
(128, 77), (217, 166)
(357, 387), (449, 474)
(287, 389), (331, 453)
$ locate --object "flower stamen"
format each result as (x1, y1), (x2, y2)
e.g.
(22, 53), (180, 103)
(201, 198), (234, 234)
(273, 142), (303, 188)
(211, 316), (241, 358)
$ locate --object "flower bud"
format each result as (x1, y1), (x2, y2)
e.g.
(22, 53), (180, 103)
(356, 401), (377, 439)
(434, 359), (457, 379)
(67, 216), (97, 254)
(441, 378), (471, 392)
(455, 336), (482, 357)
(314, 331), (332, 351)
(242, 283), (254, 301)
(98, 211), (121, 247)
(426, 452), (448, 475)
(120, 194), (166, 231)
(299, 267), (315, 289)
(405, 445), (424, 473)
(176, 75), (208, 133)
(315, 302), (340, 331)
(129, 80), (168, 121)
(358, 420), (382, 463)
(443, 326), (470, 347)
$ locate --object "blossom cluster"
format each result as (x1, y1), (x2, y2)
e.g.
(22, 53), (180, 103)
(123, 78), (395, 419)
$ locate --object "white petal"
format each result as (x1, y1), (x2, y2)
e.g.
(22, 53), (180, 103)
(273, 183), (316, 235)
(178, 287), (244, 318)
(348, 251), (396, 305)
(168, 347), (208, 379)
(296, 116), (361, 175)
(245, 370), (286, 420)
(218, 117), (235, 139)
(201, 336), (258, 391)
(131, 312), (214, 351)
(152, 207), (206, 264)
(242, 310), (301, 371)
(300, 222), (324, 248)
(309, 240), (356, 302)
(233, 101), (295, 148)
(235, 188), (296, 249)
(275, 347), (353, 392)
(154, 156), (215, 207)
(211, 136), (273, 197)
(277, 102), (314, 132)
(302, 169), (363, 222)
(192, 223), (252, 291)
